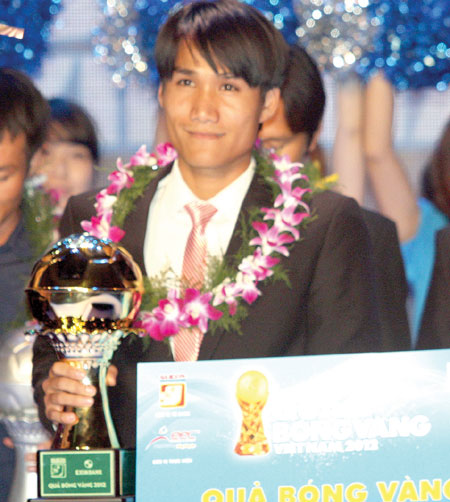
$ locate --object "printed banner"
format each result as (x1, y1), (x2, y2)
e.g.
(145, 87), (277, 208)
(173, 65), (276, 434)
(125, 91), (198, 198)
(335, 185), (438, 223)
(136, 350), (450, 502)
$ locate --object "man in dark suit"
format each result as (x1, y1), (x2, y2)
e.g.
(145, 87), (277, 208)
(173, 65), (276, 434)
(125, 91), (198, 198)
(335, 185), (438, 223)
(33, 0), (382, 449)
(416, 226), (450, 349)
(259, 44), (411, 352)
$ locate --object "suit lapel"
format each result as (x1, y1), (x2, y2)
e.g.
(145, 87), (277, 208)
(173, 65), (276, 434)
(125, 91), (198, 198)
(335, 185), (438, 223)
(120, 165), (177, 362)
(121, 166), (172, 275)
(198, 172), (273, 360)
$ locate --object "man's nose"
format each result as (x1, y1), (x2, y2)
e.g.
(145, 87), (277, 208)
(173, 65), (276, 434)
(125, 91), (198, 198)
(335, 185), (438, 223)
(190, 87), (219, 123)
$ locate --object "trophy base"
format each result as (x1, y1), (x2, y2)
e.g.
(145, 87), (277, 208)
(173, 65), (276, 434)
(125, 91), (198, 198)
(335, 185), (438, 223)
(36, 448), (135, 499)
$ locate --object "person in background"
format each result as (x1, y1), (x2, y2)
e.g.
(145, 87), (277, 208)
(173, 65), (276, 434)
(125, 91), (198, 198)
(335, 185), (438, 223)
(259, 45), (411, 351)
(0, 66), (50, 501)
(416, 224), (450, 349)
(341, 74), (449, 344)
(30, 98), (99, 215)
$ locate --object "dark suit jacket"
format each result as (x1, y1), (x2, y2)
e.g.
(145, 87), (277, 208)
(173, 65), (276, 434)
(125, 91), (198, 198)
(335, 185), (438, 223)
(33, 167), (385, 447)
(416, 226), (450, 349)
(361, 209), (411, 351)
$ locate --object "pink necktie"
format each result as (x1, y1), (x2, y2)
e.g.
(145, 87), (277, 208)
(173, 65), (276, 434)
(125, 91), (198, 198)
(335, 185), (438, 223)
(173, 201), (217, 361)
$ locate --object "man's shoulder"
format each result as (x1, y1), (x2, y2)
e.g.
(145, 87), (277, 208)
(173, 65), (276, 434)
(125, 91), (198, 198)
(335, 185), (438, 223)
(361, 207), (396, 232)
(310, 189), (359, 212)
(437, 225), (450, 248)
(65, 188), (99, 211)
(307, 189), (364, 231)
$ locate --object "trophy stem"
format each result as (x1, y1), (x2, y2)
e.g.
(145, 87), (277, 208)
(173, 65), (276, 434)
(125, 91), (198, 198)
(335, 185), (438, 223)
(51, 359), (111, 449)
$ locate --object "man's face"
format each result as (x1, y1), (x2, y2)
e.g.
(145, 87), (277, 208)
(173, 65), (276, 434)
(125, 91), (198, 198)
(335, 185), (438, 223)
(258, 99), (309, 163)
(158, 41), (278, 189)
(0, 130), (27, 238)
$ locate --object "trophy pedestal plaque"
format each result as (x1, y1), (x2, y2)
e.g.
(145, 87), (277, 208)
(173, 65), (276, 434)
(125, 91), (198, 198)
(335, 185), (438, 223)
(33, 448), (135, 500)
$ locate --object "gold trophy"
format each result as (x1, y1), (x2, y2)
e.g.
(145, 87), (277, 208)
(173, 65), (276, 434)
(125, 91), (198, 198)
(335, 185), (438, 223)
(25, 233), (143, 500)
(235, 370), (270, 456)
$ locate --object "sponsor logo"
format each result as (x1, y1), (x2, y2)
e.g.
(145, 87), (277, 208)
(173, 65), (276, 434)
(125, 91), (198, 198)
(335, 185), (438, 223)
(50, 458), (67, 479)
(159, 375), (186, 408)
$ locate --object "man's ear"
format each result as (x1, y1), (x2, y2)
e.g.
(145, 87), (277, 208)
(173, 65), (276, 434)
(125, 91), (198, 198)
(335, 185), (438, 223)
(157, 82), (164, 108)
(259, 88), (280, 124)
(307, 120), (323, 153)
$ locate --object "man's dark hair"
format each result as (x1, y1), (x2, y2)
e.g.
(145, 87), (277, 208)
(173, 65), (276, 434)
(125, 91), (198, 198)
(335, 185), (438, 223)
(282, 45), (326, 143)
(48, 98), (99, 163)
(155, 0), (288, 94)
(0, 68), (50, 161)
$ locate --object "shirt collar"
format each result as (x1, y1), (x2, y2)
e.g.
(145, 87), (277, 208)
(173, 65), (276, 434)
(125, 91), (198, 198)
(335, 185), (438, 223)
(162, 158), (256, 217)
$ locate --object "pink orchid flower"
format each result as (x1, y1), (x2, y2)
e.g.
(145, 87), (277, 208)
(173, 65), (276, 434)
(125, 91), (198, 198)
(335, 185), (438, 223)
(106, 157), (134, 195)
(181, 289), (223, 333)
(134, 313), (165, 341)
(234, 272), (261, 304)
(94, 189), (116, 217)
(156, 142), (178, 166)
(81, 215), (107, 240)
(108, 225), (126, 242)
(152, 289), (185, 338)
(129, 145), (157, 167)
(262, 206), (309, 240)
(275, 183), (311, 209)
(271, 154), (303, 174)
(238, 248), (280, 281)
(250, 221), (295, 256)
(213, 279), (240, 315)
(107, 169), (134, 195)
(81, 214), (125, 242)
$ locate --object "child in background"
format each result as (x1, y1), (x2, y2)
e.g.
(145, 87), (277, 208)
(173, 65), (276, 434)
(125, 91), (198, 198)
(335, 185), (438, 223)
(30, 98), (99, 215)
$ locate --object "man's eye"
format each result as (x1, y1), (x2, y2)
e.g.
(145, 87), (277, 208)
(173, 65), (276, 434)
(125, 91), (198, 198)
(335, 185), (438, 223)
(222, 83), (237, 91)
(177, 78), (193, 87)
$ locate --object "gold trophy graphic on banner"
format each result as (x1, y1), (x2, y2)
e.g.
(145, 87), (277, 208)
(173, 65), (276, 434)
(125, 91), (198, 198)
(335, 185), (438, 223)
(235, 370), (270, 456)
(25, 233), (143, 501)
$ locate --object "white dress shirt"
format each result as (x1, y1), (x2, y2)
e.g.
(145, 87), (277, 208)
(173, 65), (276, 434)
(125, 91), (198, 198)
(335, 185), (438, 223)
(143, 159), (256, 284)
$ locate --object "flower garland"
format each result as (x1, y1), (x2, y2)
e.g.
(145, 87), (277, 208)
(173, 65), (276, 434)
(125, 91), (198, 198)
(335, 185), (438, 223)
(81, 143), (318, 342)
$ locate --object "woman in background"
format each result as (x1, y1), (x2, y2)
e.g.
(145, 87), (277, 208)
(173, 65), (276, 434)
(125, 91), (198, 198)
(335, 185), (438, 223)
(364, 110), (449, 343)
(30, 98), (99, 215)
(296, 0), (449, 344)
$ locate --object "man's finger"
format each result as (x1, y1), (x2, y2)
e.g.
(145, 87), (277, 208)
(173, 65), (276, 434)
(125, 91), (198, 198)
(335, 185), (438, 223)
(106, 364), (118, 387)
